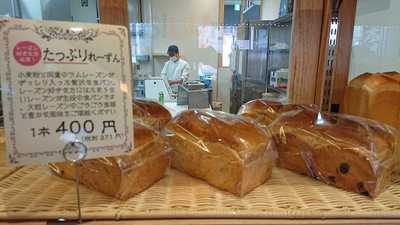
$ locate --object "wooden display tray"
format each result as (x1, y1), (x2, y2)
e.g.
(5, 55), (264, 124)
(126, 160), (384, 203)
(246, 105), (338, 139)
(0, 165), (399, 224)
(2, 219), (400, 225)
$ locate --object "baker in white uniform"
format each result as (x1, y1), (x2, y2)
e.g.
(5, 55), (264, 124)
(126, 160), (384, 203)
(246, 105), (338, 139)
(161, 45), (190, 93)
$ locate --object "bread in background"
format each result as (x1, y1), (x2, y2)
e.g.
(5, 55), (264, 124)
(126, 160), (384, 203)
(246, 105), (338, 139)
(343, 71), (400, 129)
(133, 99), (172, 131)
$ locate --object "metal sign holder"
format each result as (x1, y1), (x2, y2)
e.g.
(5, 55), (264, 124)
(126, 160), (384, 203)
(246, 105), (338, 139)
(62, 141), (88, 224)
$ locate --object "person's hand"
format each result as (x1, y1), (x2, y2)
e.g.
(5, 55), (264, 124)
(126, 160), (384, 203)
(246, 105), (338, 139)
(168, 80), (182, 85)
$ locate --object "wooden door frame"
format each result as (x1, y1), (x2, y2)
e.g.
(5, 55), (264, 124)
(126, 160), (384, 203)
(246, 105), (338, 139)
(329, 0), (357, 112)
(98, 0), (129, 28)
(289, 0), (357, 111)
(288, 0), (326, 104)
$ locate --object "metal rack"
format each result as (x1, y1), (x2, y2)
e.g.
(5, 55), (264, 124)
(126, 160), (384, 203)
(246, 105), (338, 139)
(230, 15), (292, 113)
(266, 14), (292, 95)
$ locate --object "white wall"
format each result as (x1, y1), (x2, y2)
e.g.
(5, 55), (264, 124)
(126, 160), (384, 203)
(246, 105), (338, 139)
(128, 0), (141, 23)
(20, 0), (42, 19)
(18, 0), (96, 22)
(141, 0), (220, 80)
(40, 0), (70, 21)
(218, 67), (233, 112)
(348, 0), (400, 81)
(70, 0), (98, 23)
(261, 0), (280, 20)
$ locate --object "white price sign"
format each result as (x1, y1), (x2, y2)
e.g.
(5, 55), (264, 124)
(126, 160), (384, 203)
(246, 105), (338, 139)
(0, 18), (133, 165)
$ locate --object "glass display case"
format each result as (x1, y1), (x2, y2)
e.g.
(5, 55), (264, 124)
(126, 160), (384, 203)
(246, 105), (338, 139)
(0, 0), (399, 224)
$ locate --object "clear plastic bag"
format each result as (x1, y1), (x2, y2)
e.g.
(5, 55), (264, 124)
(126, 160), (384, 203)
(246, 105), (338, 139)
(238, 99), (318, 128)
(164, 109), (276, 196)
(240, 102), (399, 198)
(49, 123), (170, 200)
(132, 99), (172, 131)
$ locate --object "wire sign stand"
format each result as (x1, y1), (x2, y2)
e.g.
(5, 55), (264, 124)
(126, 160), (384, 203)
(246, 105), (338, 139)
(62, 140), (88, 224)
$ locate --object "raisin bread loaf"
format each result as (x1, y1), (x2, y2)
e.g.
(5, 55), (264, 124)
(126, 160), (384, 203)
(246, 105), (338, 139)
(267, 105), (399, 198)
(49, 123), (170, 200)
(165, 110), (275, 196)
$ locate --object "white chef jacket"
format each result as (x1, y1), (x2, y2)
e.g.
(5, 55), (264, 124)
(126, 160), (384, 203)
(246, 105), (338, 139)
(161, 58), (190, 93)
(161, 58), (190, 80)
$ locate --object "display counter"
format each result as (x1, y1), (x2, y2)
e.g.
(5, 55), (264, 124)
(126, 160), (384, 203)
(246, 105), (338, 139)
(2, 219), (400, 225)
(0, 102), (399, 224)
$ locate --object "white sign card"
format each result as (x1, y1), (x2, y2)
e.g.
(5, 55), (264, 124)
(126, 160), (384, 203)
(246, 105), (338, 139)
(0, 18), (133, 165)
